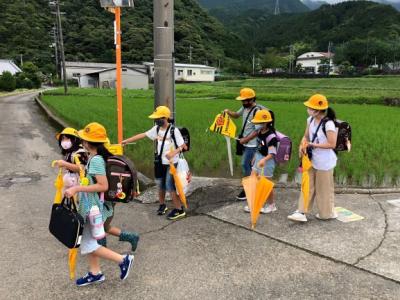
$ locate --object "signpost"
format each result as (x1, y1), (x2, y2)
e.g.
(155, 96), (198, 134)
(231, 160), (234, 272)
(100, 0), (134, 143)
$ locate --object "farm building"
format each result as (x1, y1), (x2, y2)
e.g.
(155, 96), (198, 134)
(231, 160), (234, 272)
(296, 52), (338, 74)
(65, 61), (148, 90)
(144, 62), (216, 82)
(0, 59), (22, 75)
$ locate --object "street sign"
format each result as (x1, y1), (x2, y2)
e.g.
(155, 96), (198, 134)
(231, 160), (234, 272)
(100, 0), (134, 7)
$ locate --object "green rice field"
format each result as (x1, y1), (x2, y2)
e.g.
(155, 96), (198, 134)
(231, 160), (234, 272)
(42, 77), (400, 187)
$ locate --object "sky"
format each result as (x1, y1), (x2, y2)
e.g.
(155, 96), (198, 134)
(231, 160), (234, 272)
(323, 0), (400, 3)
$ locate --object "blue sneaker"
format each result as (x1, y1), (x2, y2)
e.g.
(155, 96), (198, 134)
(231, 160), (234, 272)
(76, 272), (105, 286)
(119, 254), (134, 280)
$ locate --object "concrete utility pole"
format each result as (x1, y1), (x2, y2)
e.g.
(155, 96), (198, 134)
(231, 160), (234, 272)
(51, 25), (59, 79)
(50, 0), (68, 94)
(274, 0), (280, 15)
(189, 44), (193, 64)
(153, 0), (175, 121)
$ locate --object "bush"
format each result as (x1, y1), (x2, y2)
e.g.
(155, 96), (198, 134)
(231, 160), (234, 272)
(0, 71), (16, 91)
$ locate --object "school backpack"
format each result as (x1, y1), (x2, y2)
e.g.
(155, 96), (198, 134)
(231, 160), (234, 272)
(321, 118), (352, 152)
(88, 155), (138, 203)
(157, 125), (191, 152)
(104, 156), (138, 203)
(266, 131), (292, 164)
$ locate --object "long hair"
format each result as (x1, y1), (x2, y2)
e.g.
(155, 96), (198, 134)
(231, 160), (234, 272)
(87, 142), (113, 161)
(59, 134), (81, 156)
(324, 107), (336, 121)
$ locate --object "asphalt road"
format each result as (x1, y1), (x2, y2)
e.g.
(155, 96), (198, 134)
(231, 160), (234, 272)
(1, 92), (400, 299)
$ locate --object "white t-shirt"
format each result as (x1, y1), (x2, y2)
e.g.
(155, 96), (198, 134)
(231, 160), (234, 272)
(146, 125), (185, 165)
(308, 117), (337, 171)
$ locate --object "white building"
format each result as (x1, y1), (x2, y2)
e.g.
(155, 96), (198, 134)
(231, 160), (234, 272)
(0, 59), (22, 75)
(144, 62), (216, 82)
(65, 61), (148, 90)
(296, 52), (338, 74)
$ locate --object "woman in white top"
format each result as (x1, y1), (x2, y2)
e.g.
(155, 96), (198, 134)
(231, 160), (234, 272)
(288, 94), (338, 222)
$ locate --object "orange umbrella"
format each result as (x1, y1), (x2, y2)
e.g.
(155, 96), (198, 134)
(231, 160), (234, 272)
(170, 162), (188, 209)
(301, 154), (313, 213)
(243, 173), (274, 229)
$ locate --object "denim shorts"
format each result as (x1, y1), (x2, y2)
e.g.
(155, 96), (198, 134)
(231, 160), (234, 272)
(252, 152), (276, 178)
(155, 164), (176, 192)
(80, 219), (101, 255)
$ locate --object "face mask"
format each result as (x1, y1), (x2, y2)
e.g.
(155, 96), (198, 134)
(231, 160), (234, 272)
(307, 108), (319, 117)
(155, 119), (165, 127)
(255, 124), (264, 131)
(61, 140), (72, 150)
(242, 102), (252, 108)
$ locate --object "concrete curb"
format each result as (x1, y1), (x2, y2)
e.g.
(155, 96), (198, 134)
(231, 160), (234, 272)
(35, 95), (400, 195)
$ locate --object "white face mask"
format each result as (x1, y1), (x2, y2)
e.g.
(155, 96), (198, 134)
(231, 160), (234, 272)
(255, 124), (264, 131)
(61, 140), (72, 150)
(307, 108), (319, 117)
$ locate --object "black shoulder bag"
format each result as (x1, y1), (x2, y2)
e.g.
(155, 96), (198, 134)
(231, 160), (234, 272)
(236, 106), (258, 156)
(154, 125), (171, 178)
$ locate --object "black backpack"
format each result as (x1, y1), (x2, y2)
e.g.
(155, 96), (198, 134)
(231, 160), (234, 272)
(88, 155), (138, 203)
(318, 118), (352, 152)
(157, 125), (191, 152)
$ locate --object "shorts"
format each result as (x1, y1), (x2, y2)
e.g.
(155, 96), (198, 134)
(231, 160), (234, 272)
(80, 219), (101, 255)
(155, 164), (176, 192)
(252, 152), (276, 178)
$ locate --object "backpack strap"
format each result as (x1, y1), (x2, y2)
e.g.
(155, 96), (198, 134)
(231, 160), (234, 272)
(239, 105), (258, 137)
(310, 117), (324, 143)
(170, 125), (178, 149)
(156, 125), (171, 159)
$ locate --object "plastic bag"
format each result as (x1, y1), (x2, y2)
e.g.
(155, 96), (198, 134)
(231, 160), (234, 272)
(177, 157), (191, 194)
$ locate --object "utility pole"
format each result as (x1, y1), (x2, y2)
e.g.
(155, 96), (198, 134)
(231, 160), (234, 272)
(289, 45), (294, 73)
(252, 54), (255, 75)
(20, 54), (23, 67)
(51, 25), (59, 79)
(327, 41), (332, 76)
(50, 0), (67, 94)
(189, 44), (193, 64)
(274, 0), (280, 15)
(154, 0), (175, 121)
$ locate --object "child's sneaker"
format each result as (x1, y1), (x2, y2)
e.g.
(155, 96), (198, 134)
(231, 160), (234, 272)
(167, 208), (186, 220)
(261, 203), (277, 214)
(76, 272), (105, 287)
(287, 210), (307, 222)
(157, 204), (168, 215)
(119, 254), (134, 280)
(243, 205), (250, 213)
(236, 190), (247, 201)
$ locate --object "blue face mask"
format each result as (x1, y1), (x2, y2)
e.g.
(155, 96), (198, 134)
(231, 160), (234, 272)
(255, 124), (264, 131)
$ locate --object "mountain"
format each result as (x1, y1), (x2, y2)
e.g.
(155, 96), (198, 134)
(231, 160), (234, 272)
(198, 0), (310, 15)
(301, 0), (328, 10)
(219, 1), (400, 52)
(0, 0), (246, 74)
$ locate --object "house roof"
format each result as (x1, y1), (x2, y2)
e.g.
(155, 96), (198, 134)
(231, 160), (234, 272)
(66, 61), (146, 70)
(82, 66), (148, 76)
(297, 52), (334, 61)
(144, 62), (215, 70)
(0, 59), (22, 74)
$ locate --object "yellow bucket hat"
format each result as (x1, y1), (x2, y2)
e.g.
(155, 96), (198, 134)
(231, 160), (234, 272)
(148, 106), (171, 119)
(236, 88), (256, 101)
(252, 110), (273, 123)
(55, 127), (79, 141)
(78, 122), (108, 143)
(304, 94), (329, 110)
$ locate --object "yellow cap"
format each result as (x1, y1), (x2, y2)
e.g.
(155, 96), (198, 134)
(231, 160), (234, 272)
(56, 127), (79, 141)
(304, 94), (329, 110)
(78, 122), (108, 143)
(236, 88), (256, 101)
(252, 110), (273, 123)
(148, 106), (171, 119)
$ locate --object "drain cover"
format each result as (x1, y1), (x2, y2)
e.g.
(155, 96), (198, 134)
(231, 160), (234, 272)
(10, 177), (32, 183)
(0, 172), (41, 188)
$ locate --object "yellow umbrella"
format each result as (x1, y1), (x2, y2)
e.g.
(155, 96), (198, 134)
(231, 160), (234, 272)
(242, 174), (257, 228)
(169, 162), (188, 209)
(52, 161), (64, 204)
(301, 154), (313, 213)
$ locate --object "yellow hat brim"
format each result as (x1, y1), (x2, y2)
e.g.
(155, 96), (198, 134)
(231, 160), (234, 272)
(77, 129), (108, 143)
(303, 101), (328, 110)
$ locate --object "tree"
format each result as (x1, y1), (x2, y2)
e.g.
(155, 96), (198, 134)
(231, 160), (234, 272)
(0, 71), (16, 91)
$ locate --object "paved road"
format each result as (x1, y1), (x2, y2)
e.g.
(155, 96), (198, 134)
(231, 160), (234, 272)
(1, 93), (400, 299)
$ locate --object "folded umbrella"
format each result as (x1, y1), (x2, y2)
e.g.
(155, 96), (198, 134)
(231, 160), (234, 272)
(170, 162), (188, 209)
(301, 154), (313, 213)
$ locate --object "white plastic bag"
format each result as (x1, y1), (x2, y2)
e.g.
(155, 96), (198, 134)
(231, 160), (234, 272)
(176, 156), (191, 194)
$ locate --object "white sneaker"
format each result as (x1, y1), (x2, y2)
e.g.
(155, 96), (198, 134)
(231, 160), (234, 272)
(244, 205), (250, 213)
(287, 211), (308, 222)
(261, 204), (277, 214)
(315, 211), (338, 220)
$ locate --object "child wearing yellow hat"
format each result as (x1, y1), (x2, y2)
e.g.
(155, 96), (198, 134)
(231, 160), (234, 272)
(122, 106), (187, 220)
(64, 122), (134, 286)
